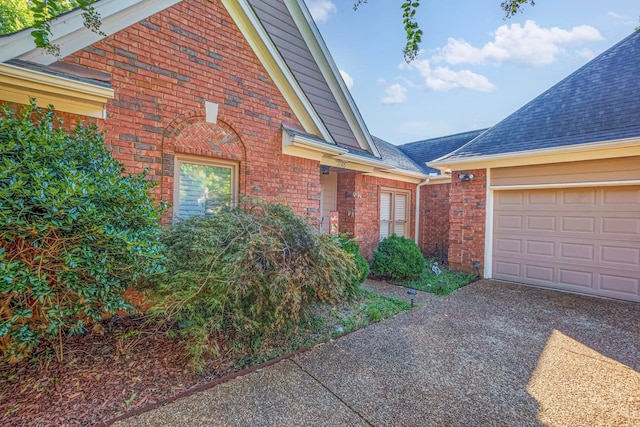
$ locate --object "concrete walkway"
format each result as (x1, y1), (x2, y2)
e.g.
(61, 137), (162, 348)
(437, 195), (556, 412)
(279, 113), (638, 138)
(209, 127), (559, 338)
(114, 280), (640, 426)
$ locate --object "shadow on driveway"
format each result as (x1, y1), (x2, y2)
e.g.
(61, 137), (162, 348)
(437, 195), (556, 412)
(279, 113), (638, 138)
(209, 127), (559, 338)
(115, 280), (640, 426)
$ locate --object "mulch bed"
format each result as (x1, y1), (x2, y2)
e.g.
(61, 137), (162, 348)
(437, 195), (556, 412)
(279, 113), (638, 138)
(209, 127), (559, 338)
(0, 317), (235, 427)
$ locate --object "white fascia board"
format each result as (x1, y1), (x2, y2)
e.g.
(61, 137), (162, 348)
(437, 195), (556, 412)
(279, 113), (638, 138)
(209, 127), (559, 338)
(3, 0), (181, 65)
(386, 168), (428, 179)
(339, 152), (390, 169)
(428, 137), (640, 171)
(284, 0), (380, 158)
(0, 62), (113, 99)
(223, 0), (334, 143)
(425, 175), (452, 184)
(282, 131), (348, 156)
(363, 169), (426, 184)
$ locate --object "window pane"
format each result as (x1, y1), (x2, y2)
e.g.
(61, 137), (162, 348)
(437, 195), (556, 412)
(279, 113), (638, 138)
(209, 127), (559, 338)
(178, 162), (231, 219)
(380, 221), (391, 239)
(380, 192), (391, 221)
(395, 194), (406, 221)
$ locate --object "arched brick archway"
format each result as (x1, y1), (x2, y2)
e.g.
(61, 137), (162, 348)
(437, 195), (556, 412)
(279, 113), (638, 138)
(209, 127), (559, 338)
(160, 112), (247, 222)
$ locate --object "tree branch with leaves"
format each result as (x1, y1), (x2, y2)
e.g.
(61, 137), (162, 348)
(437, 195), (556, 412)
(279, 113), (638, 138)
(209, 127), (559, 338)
(354, 0), (536, 62)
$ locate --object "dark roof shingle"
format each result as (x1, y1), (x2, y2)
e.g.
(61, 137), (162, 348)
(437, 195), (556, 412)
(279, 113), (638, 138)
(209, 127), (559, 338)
(438, 31), (640, 162)
(371, 136), (424, 173)
(398, 129), (487, 174)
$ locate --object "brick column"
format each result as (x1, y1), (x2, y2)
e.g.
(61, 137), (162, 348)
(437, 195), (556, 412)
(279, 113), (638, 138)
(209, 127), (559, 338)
(448, 169), (486, 273)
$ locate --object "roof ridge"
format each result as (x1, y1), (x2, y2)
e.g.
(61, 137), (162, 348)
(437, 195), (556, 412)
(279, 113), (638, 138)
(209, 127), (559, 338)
(400, 128), (489, 147)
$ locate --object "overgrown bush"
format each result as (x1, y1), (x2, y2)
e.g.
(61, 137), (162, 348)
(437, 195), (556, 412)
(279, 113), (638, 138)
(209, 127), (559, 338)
(337, 233), (369, 290)
(371, 235), (425, 281)
(149, 200), (358, 368)
(0, 102), (165, 363)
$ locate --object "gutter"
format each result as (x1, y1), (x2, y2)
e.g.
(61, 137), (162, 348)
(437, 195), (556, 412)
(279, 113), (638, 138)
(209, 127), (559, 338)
(414, 177), (430, 245)
(427, 136), (640, 172)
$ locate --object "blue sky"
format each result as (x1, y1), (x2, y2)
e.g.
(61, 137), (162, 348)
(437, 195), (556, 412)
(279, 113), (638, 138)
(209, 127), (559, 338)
(304, 0), (639, 144)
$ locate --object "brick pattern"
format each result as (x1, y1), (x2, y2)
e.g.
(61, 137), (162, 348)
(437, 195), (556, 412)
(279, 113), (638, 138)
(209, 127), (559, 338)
(419, 183), (451, 262)
(336, 171), (416, 259)
(448, 169), (487, 274)
(61, 0), (320, 220)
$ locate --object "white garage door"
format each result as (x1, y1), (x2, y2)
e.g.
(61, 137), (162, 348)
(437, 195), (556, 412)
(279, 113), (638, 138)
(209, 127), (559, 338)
(493, 186), (640, 302)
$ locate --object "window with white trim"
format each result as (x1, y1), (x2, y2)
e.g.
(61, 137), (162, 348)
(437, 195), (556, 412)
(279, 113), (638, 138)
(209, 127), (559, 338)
(380, 189), (409, 239)
(174, 157), (237, 220)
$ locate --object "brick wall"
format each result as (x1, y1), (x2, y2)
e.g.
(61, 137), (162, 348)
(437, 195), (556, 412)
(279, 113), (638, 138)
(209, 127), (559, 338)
(448, 169), (487, 274)
(61, 0), (320, 221)
(419, 182), (451, 262)
(337, 171), (416, 259)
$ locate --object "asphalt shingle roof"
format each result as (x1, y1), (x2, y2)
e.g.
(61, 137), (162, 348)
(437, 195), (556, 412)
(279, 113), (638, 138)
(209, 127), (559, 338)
(397, 129), (487, 174)
(371, 136), (424, 174)
(437, 30), (640, 162)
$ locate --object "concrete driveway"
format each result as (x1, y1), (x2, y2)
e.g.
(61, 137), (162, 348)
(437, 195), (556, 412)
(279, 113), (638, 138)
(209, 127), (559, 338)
(114, 280), (640, 426)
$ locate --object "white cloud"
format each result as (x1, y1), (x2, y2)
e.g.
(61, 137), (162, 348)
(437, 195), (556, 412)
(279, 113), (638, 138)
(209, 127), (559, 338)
(437, 20), (603, 67)
(381, 83), (408, 104)
(607, 11), (627, 19)
(410, 59), (495, 92)
(576, 48), (596, 60)
(306, 0), (336, 23)
(376, 77), (387, 84)
(608, 11), (635, 26)
(339, 69), (354, 89)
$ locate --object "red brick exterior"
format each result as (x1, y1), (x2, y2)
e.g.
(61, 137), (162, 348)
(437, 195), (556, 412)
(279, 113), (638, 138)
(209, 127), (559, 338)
(60, 0), (320, 222)
(337, 171), (416, 259)
(447, 169), (487, 274)
(2, 0), (436, 261)
(419, 183), (451, 262)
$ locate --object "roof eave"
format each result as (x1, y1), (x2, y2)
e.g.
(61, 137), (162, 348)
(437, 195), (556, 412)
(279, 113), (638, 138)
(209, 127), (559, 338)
(283, 0), (381, 157)
(0, 62), (113, 118)
(428, 137), (640, 172)
(282, 131), (348, 161)
(223, 0), (335, 143)
(1, 0), (182, 65)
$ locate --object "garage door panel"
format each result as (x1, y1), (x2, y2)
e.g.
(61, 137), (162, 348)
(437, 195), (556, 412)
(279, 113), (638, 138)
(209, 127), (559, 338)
(495, 238), (522, 254)
(603, 187), (640, 204)
(526, 216), (556, 232)
(600, 245), (640, 268)
(562, 189), (597, 205)
(559, 242), (594, 261)
(599, 274), (639, 296)
(525, 265), (555, 282)
(493, 186), (640, 303)
(559, 269), (593, 288)
(561, 216), (596, 233)
(601, 217), (640, 236)
(495, 215), (522, 230)
(527, 191), (557, 205)
(525, 240), (555, 257)
(494, 261), (521, 279)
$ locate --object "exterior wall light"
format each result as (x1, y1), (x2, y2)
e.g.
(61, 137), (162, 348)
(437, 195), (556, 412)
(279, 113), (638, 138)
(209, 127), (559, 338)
(457, 173), (475, 181)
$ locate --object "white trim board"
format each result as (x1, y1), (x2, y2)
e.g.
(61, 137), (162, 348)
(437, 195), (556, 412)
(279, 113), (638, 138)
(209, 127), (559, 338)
(283, 0), (380, 157)
(222, 0), (334, 143)
(1, 0), (181, 65)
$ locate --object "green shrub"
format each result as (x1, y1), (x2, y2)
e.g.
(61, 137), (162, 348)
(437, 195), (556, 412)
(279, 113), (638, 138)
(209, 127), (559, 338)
(149, 200), (358, 368)
(371, 235), (425, 281)
(0, 102), (165, 363)
(337, 234), (369, 291)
